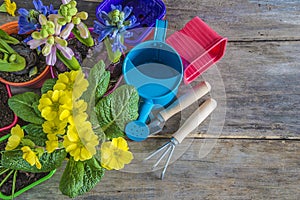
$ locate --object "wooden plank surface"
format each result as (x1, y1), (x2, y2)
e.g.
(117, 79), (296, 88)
(15, 139), (300, 200)
(0, 0), (299, 199)
(9, 0), (300, 40)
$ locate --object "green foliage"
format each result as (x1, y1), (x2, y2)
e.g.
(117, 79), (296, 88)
(0, 29), (19, 45)
(1, 149), (67, 173)
(59, 157), (105, 198)
(81, 60), (110, 128)
(8, 92), (44, 125)
(0, 39), (26, 72)
(104, 37), (122, 63)
(56, 50), (81, 70)
(95, 85), (139, 139)
(2, 57), (140, 198)
(72, 25), (94, 47)
(82, 60), (110, 107)
(24, 123), (48, 146)
(41, 78), (57, 94)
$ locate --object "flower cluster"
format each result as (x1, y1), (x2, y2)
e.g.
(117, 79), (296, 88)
(101, 137), (133, 170)
(94, 4), (140, 53)
(38, 70), (99, 161)
(18, 0), (57, 34)
(0, 0), (17, 16)
(5, 124), (42, 169)
(21, 0), (93, 70)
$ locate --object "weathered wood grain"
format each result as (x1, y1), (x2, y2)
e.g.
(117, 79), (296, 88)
(4, 0), (300, 40)
(15, 139), (300, 200)
(0, 1), (299, 199)
(151, 41), (300, 138)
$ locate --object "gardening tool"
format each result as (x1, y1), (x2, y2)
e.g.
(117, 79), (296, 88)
(167, 16), (227, 84)
(123, 20), (183, 142)
(144, 98), (217, 179)
(126, 81), (211, 142)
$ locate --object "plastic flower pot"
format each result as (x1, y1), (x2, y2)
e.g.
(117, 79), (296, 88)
(0, 134), (56, 200)
(0, 83), (18, 136)
(0, 21), (53, 88)
(96, 0), (166, 46)
(167, 16), (227, 84)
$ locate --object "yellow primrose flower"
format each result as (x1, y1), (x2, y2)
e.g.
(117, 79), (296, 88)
(5, 124), (24, 150)
(53, 70), (88, 99)
(46, 134), (58, 153)
(63, 121), (98, 161)
(21, 146), (42, 169)
(38, 90), (72, 121)
(0, 0), (17, 16)
(100, 137), (133, 170)
(42, 119), (67, 135)
(68, 99), (88, 123)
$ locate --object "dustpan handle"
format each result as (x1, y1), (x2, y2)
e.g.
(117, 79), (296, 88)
(172, 98), (217, 143)
(154, 20), (168, 42)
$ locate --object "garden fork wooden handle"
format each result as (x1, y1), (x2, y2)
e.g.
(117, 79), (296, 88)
(172, 98), (217, 143)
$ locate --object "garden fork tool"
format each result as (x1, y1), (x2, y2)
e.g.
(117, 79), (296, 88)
(144, 98), (217, 179)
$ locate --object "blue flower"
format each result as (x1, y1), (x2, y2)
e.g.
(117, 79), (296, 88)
(93, 4), (140, 52)
(18, 0), (58, 34)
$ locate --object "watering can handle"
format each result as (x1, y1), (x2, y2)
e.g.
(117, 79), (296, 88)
(154, 20), (168, 42)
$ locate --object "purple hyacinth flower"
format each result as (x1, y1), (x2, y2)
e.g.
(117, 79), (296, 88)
(17, 0), (58, 34)
(94, 4), (140, 52)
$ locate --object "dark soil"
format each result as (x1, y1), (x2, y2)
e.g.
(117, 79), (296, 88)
(0, 34), (47, 83)
(0, 138), (50, 196)
(0, 83), (14, 130)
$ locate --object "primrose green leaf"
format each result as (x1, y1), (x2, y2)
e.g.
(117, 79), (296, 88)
(1, 149), (67, 173)
(41, 78), (57, 94)
(81, 60), (110, 127)
(8, 92), (44, 125)
(24, 123), (47, 146)
(59, 157), (105, 198)
(95, 85), (139, 139)
(82, 60), (110, 105)
(32, 100), (43, 118)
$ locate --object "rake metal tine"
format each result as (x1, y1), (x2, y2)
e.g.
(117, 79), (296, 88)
(152, 143), (173, 170)
(160, 143), (176, 180)
(144, 141), (171, 161)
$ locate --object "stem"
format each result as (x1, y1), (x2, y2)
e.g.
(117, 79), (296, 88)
(0, 169), (14, 188)
(0, 167), (10, 176)
(11, 170), (17, 199)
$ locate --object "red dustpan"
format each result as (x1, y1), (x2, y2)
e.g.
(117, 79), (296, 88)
(167, 16), (227, 84)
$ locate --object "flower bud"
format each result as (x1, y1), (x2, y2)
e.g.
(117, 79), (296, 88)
(8, 54), (16, 62)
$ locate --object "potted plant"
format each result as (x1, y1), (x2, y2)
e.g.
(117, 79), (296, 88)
(0, 83), (17, 136)
(1, 59), (139, 198)
(0, 0), (94, 88)
(0, 133), (56, 200)
(0, 25), (52, 88)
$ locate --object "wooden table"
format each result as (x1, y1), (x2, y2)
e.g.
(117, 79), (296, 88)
(1, 0), (299, 199)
